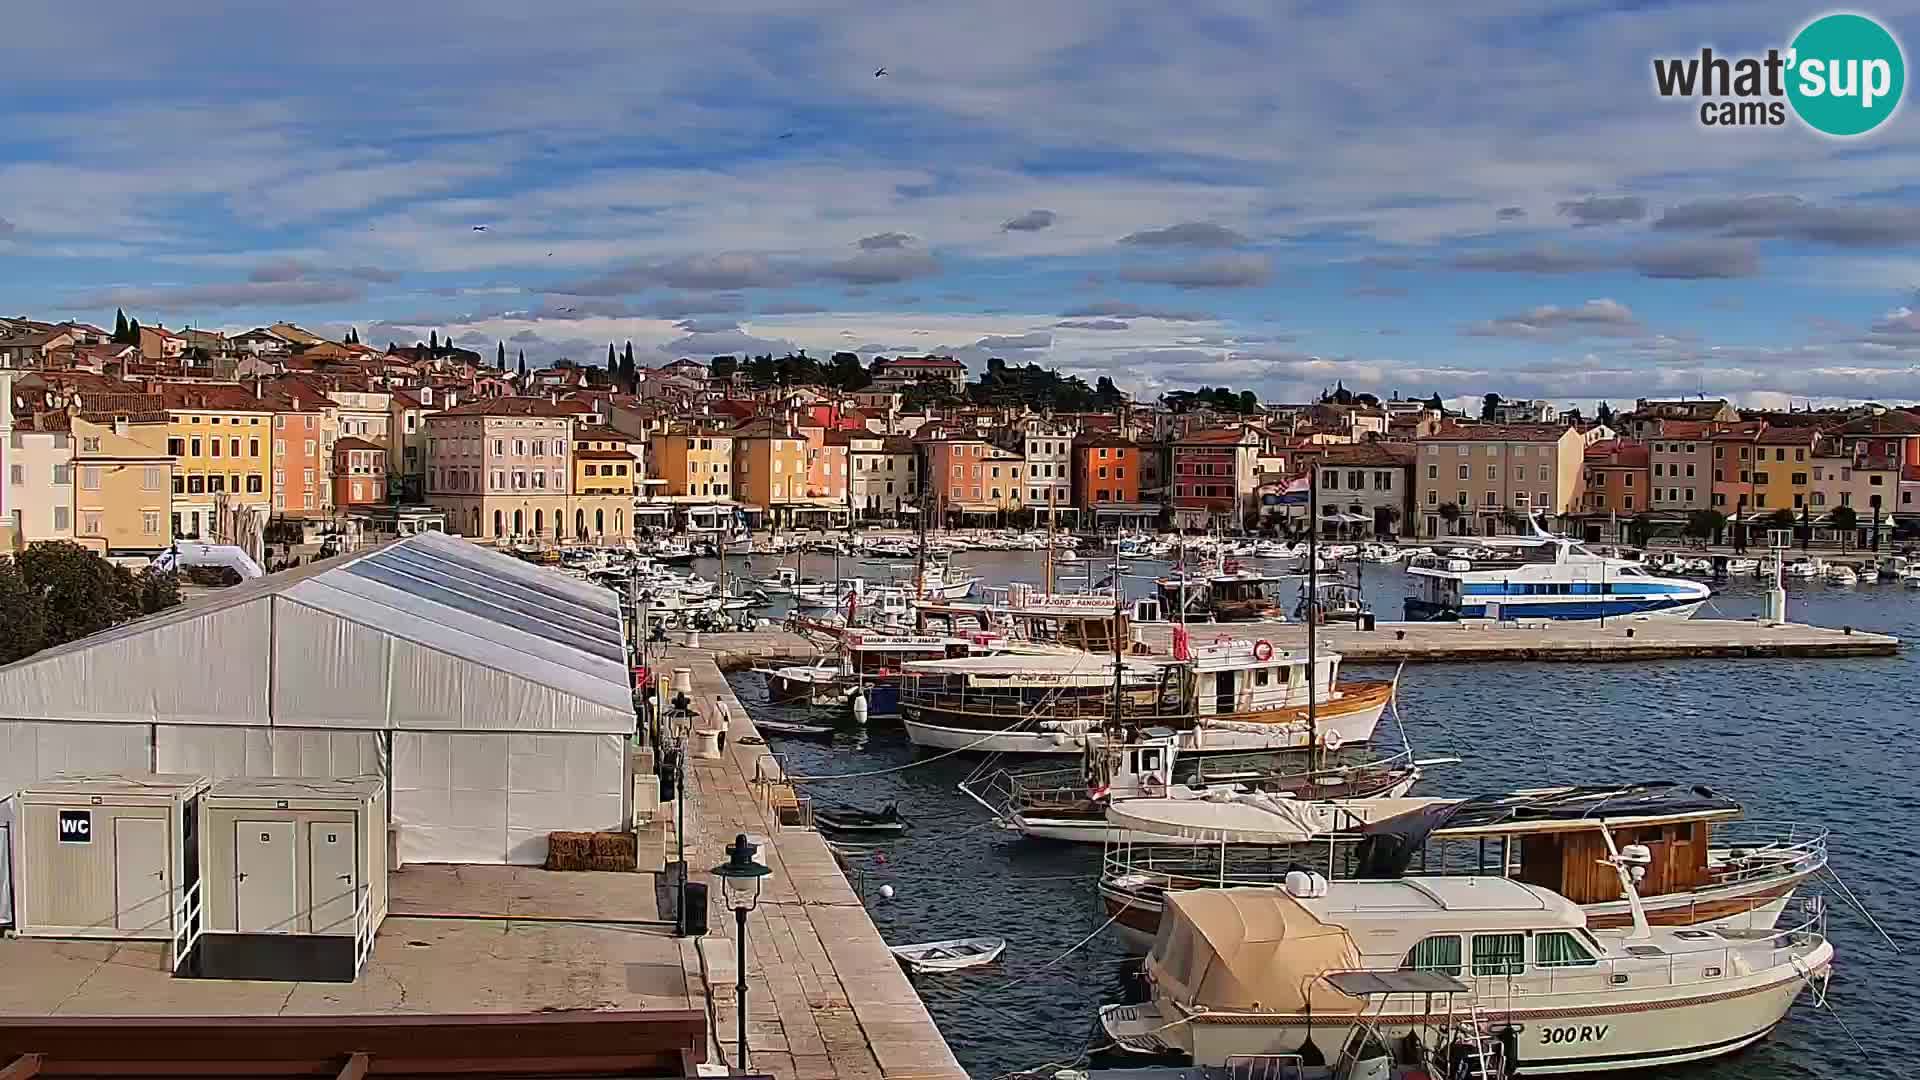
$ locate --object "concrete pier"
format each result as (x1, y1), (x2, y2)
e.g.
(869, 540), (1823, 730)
(691, 616), (1898, 667)
(659, 646), (968, 1080)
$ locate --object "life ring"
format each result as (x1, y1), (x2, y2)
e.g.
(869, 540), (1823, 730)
(1252, 639), (1274, 662)
(1320, 728), (1345, 752)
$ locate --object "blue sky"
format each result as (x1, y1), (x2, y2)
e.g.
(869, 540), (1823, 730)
(6, 1), (1920, 410)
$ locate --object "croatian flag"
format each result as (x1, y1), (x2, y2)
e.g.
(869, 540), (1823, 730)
(1276, 472), (1310, 506)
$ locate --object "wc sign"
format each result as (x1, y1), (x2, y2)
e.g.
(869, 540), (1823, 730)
(58, 809), (92, 844)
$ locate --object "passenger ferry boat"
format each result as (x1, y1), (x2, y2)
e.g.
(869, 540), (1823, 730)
(897, 638), (1393, 755)
(1096, 782), (1827, 951)
(1101, 828), (1834, 1076)
(1405, 529), (1708, 621)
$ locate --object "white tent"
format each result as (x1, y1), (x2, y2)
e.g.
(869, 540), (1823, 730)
(0, 532), (633, 865)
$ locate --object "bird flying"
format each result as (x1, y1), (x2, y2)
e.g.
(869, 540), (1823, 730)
(471, 225), (488, 232)
(874, 67), (887, 77)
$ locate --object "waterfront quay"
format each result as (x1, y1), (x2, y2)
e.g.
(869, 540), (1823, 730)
(692, 615), (1898, 668)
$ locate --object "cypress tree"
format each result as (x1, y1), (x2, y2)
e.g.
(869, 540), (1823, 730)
(518, 350), (527, 379)
(497, 341), (507, 369)
(429, 330), (439, 352)
(113, 308), (129, 342)
(128, 317), (142, 345)
(608, 342), (616, 369)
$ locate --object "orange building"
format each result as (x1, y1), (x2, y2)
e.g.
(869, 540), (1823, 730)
(1072, 433), (1140, 510)
(264, 390), (328, 519)
(332, 437), (389, 508)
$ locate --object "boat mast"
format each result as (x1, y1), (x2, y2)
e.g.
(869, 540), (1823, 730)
(1306, 462), (1318, 772)
(1111, 538), (1125, 740)
(1045, 485), (1057, 595)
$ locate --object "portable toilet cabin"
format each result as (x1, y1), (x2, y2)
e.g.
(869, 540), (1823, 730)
(193, 776), (387, 982)
(8, 773), (209, 943)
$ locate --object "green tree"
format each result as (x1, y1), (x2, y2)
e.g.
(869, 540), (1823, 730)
(1437, 501), (1462, 536)
(0, 556), (48, 662)
(1481, 393), (1501, 421)
(608, 342), (617, 371)
(1426, 392), (1445, 413)
(621, 342), (636, 390)
(119, 565), (182, 615)
(112, 308), (130, 343)
(16, 541), (133, 646)
(127, 317), (142, 345)
(1684, 509), (1727, 546)
(1237, 390), (1260, 413)
(710, 355), (739, 380)
(1095, 376), (1123, 408)
(518, 350), (527, 378)
(1831, 505), (1858, 551)
(824, 351), (871, 391)
(429, 330), (439, 352)
(497, 341), (507, 369)
(1596, 401), (1615, 425)
(746, 353), (778, 386)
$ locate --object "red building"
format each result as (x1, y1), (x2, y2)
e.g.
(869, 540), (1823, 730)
(1171, 426), (1261, 530)
(331, 437), (388, 508)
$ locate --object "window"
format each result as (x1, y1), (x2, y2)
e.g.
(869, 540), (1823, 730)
(172, 475), (184, 495)
(1791, 472), (1807, 485)
(1623, 495), (1634, 510)
(210, 439), (221, 458)
(1486, 464), (1497, 480)
(1514, 492), (1529, 507)
(1457, 464), (1469, 480)
(53, 506), (70, 531)
(1685, 463), (1695, 477)
(1472, 933), (1526, 976)
(1483, 491), (1498, 507)
(1776, 448), (1786, 461)
(249, 438), (260, 456)
(1535, 932), (1598, 968)
(1841, 491), (1853, 507)
(1538, 491), (1550, 508)
(1426, 444), (1437, 456)
(1685, 487), (1694, 502)
(230, 438), (240, 457)
(1428, 464), (1439, 479)
(143, 511), (161, 535)
(1752, 471), (1766, 485)
(1457, 490), (1468, 507)
(168, 437), (184, 455)
(1871, 473), (1885, 486)
(187, 475), (204, 494)
(52, 464), (71, 485)
(208, 474), (225, 493)
(1793, 493), (1804, 509)
(1402, 935), (1462, 977)
(1426, 489), (1437, 506)
(1457, 445), (1469, 456)
(80, 510), (101, 535)
(80, 466), (100, 490)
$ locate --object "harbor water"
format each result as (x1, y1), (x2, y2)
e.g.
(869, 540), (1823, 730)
(718, 548), (1916, 1080)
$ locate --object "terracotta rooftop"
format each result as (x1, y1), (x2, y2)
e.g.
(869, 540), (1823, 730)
(333, 437), (385, 452)
(1585, 440), (1650, 467)
(1425, 422), (1570, 443)
(434, 396), (589, 418)
(1829, 410), (1920, 437)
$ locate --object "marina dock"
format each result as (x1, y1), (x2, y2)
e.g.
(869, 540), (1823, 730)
(694, 616), (1898, 667)
(660, 646), (970, 1080)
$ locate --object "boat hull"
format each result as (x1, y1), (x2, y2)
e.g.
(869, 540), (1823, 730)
(1404, 596), (1705, 621)
(1013, 771), (1421, 845)
(902, 680), (1392, 755)
(1139, 939), (1830, 1075)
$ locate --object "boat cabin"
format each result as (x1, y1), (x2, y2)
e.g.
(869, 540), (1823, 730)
(842, 632), (971, 675)
(920, 588), (1133, 654)
(1186, 640), (1340, 718)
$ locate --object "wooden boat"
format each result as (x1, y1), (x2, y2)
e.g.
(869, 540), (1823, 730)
(815, 804), (906, 834)
(888, 936), (1006, 972)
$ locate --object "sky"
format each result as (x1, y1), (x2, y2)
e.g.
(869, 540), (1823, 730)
(6, 1), (1920, 412)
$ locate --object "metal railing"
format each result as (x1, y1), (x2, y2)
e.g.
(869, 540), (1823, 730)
(352, 883), (377, 977)
(1705, 820), (1830, 886)
(170, 879), (204, 974)
(1500, 901), (1827, 997)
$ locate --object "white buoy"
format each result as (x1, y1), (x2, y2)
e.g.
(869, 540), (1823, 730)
(851, 690), (869, 725)
(878, 884), (895, 899)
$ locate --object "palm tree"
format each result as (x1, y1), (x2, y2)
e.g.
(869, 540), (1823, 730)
(1437, 501), (1461, 537)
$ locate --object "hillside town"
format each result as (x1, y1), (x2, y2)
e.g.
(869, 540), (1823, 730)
(2, 312), (1918, 564)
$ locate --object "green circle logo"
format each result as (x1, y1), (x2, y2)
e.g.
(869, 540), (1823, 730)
(1787, 13), (1905, 136)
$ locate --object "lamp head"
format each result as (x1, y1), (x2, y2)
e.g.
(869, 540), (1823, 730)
(712, 832), (771, 910)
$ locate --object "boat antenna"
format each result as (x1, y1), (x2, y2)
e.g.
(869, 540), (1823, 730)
(1046, 486), (1057, 595)
(1307, 463), (1318, 773)
(1596, 821), (1654, 940)
(1112, 537), (1126, 740)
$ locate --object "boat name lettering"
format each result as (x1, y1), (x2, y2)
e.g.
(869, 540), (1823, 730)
(1539, 1024), (1609, 1045)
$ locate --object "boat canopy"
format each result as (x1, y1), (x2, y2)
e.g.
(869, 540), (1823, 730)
(1323, 969), (1471, 997)
(1105, 793), (1444, 844)
(1150, 887), (1365, 1015)
(1354, 783), (1742, 878)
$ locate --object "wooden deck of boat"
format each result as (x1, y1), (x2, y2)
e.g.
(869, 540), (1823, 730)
(694, 617), (1898, 666)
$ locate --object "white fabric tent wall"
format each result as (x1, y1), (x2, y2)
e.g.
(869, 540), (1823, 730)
(0, 602), (272, 726)
(392, 731), (626, 865)
(0, 720), (152, 801)
(155, 726), (386, 780)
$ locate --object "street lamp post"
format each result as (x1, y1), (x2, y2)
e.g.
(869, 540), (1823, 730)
(712, 833), (771, 1071)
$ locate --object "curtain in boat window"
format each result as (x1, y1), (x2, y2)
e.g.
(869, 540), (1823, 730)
(1535, 931), (1598, 967)
(1472, 933), (1526, 976)
(1401, 934), (1462, 976)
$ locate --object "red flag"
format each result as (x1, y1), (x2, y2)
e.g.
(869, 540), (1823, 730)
(1172, 625), (1191, 661)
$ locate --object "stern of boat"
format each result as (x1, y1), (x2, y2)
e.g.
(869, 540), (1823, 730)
(1100, 1002), (1191, 1057)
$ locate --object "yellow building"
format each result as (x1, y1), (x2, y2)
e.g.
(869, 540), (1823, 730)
(72, 414), (175, 556)
(730, 418), (810, 524)
(649, 430), (735, 498)
(158, 386), (273, 539)
(570, 424), (639, 542)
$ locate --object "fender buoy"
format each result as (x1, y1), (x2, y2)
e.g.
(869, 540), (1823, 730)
(1321, 728), (1345, 752)
(1252, 639), (1274, 662)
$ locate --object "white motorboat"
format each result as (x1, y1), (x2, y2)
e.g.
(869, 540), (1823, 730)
(1251, 540), (1295, 559)
(1722, 557), (1761, 576)
(1825, 563), (1858, 585)
(1406, 518), (1707, 621)
(1858, 560), (1882, 583)
(1100, 843), (1833, 1074)
(888, 936), (1007, 973)
(1783, 557), (1823, 579)
(917, 564), (981, 600)
(899, 638), (1393, 755)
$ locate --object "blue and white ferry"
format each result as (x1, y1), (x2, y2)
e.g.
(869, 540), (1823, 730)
(1404, 524), (1709, 621)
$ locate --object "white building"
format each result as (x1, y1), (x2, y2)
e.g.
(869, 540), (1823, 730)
(0, 532), (633, 866)
(1005, 417), (1075, 523)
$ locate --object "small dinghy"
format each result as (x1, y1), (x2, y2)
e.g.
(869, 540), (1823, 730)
(815, 803), (905, 834)
(888, 936), (1007, 973)
(757, 718), (835, 736)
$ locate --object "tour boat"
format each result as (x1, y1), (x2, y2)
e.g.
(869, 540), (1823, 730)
(898, 638), (1392, 755)
(1100, 848), (1833, 1074)
(1405, 525), (1708, 621)
(1153, 566), (1292, 622)
(1095, 783), (1827, 952)
(962, 727), (1429, 844)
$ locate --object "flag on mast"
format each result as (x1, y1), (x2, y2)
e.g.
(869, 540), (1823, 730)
(1276, 472), (1311, 506)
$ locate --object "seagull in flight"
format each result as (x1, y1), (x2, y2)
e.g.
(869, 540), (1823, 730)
(873, 67), (887, 77)
(558, 306), (577, 314)
(778, 131), (795, 139)
(471, 225), (488, 232)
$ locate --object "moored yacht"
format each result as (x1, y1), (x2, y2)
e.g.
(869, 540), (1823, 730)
(1101, 864), (1832, 1074)
(898, 638), (1393, 755)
